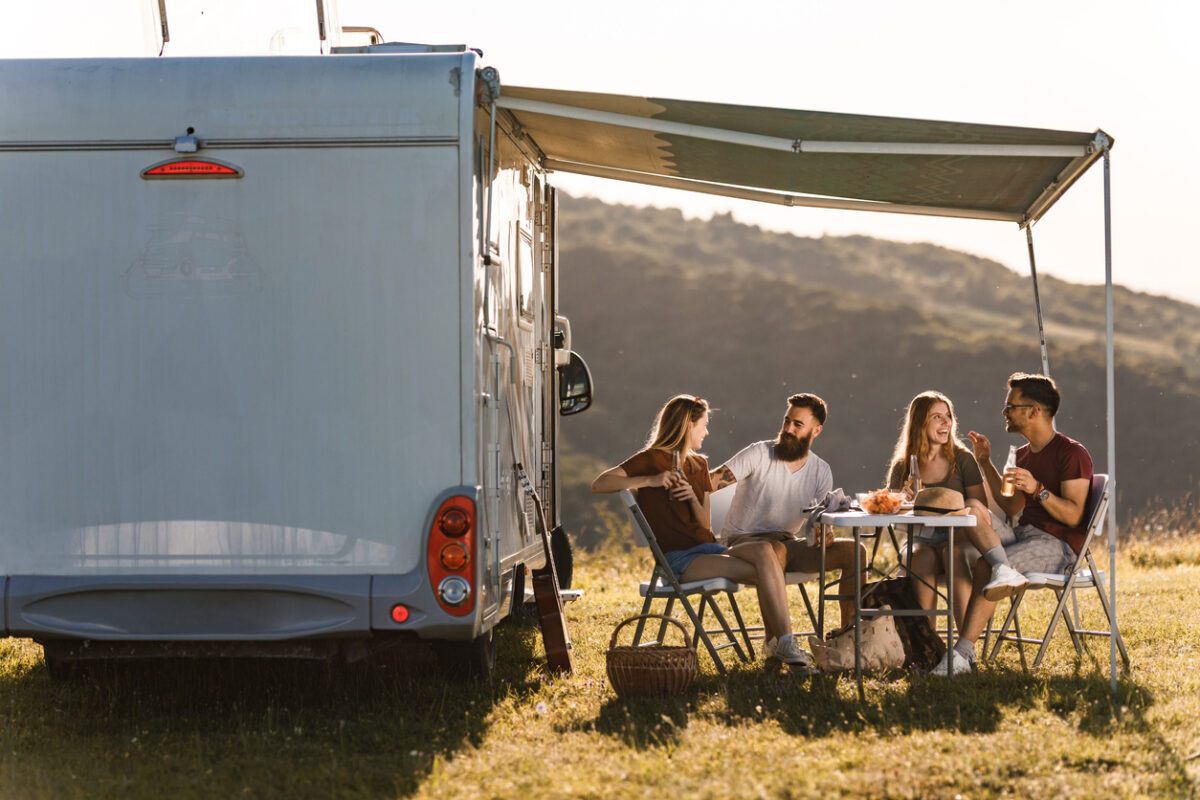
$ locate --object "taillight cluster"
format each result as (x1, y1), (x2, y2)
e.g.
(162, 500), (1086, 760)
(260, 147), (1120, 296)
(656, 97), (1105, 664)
(427, 495), (476, 616)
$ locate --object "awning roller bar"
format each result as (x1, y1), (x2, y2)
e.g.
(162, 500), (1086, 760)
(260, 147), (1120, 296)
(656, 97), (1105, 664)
(498, 96), (1091, 158)
(543, 158), (1024, 222)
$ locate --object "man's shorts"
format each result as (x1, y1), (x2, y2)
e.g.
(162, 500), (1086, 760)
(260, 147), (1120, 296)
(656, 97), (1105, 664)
(664, 542), (728, 578)
(1004, 524), (1074, 574)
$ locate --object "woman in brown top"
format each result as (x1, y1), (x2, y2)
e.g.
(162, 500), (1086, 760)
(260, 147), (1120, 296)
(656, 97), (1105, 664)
(592, 394), (811, 665)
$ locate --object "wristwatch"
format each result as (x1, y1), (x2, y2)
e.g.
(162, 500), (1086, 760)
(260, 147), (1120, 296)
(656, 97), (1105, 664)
(1036, 483), (1051, 502)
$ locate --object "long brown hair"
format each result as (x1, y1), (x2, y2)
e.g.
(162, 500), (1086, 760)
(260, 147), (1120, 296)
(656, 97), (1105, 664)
(646, 394), (710, 471)
(888, 391), (969, 484)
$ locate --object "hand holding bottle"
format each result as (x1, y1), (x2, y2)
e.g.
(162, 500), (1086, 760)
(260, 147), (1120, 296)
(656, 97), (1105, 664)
(999, 445), (1019, 497)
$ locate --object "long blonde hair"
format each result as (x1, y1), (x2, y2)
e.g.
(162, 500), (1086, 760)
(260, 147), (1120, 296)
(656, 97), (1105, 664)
(646, 394), (710, 471)
(888, 391), (968, 484)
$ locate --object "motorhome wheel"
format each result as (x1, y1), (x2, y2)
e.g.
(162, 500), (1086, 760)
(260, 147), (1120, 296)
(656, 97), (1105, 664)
(550, 526), (574, 590)
(432, 630), (496, 679)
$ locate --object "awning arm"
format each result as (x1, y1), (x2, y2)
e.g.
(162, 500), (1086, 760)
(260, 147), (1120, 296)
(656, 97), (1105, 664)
(1026, 227), (1051, 376)
(498, 96), (1092, 158)
(543, 158), (1024, 222)
(1021, 131), (1110, 226)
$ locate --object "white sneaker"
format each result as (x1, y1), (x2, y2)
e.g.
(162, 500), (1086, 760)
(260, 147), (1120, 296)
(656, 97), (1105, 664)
(931, 648), (972, 676)
(983, 563), (1029, 602)
(764, 634), (814, 667)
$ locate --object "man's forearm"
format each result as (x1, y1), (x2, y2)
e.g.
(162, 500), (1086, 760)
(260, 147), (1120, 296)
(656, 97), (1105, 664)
(710, 465), (737, 491)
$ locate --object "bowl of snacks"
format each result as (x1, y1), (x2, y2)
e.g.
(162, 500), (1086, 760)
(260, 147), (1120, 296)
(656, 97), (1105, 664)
(859, 489), (904, 514)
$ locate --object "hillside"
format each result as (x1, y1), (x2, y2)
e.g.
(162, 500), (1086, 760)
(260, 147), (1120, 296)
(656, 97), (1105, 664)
(556, 195), (1200, 547)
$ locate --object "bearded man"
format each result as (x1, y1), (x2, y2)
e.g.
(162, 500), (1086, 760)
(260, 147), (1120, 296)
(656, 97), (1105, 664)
(709, 394), (865, 628)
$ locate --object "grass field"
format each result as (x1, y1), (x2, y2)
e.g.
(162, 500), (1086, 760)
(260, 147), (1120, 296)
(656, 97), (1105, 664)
(1, 537), (1197, 799)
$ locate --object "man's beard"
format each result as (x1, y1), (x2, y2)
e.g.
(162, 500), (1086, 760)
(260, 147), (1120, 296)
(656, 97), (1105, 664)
(773, 432), (812, 461)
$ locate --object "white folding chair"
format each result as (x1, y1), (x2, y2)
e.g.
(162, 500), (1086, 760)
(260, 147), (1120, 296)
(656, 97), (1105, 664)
(985, 474), (1131, 670)
(619, 489), (753, 673)
(708, 484), (823, 638)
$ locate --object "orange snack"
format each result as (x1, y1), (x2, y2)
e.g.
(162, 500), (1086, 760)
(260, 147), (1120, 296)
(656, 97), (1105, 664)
(861, 489), (904, 514)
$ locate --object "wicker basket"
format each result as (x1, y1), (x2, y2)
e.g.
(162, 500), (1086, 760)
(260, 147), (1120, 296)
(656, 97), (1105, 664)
(606, 614), (697, 698)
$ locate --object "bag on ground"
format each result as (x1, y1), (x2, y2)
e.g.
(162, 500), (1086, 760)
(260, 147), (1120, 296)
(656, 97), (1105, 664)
(807, 606), (905, 672)
(862, 577), (946, 670)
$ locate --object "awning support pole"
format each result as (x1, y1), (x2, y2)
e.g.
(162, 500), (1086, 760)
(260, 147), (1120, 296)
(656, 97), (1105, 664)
(1026, 227), (1051, 376)
(1101, 136), (1118, 692)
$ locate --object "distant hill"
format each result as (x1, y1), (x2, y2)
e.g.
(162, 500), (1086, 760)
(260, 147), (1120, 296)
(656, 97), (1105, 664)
(556, 195), (1200, 547)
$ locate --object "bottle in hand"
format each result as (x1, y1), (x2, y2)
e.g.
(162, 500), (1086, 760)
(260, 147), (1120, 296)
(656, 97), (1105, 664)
(1000, 445), (1019, 497)
(908, 454), (922, 498)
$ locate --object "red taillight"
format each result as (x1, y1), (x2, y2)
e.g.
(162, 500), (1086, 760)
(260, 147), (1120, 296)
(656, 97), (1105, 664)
(439, 507), (471, 537)
(141, 158), (244, 179)
(427, 495), (476, 616)
(390, 604), (409, 623)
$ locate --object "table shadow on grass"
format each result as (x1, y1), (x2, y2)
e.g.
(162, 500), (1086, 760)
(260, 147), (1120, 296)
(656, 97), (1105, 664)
(0, 614), (549, 799)
(573, 659), (1155, 750)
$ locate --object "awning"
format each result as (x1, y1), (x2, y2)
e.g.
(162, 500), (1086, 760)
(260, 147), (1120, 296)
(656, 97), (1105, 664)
(497, 86), (1109, 226)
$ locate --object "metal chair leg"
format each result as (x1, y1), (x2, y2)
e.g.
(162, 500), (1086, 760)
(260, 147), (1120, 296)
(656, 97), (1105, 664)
(1033, 573), (1082, 668)
(797, 584), (819, 638)
(1012, 611), (1028, 671)
(702, 594), (748, 662)
(631, 579), (660, 646)
(675, 592), (727, 674)
(724, 591), (756, 659)
(1057, 589), (1085, 656)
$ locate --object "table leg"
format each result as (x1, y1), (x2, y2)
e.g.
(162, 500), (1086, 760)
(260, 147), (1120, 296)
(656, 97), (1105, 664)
(818, 526), (826, 640)
(854, 525), (864, 701)
(946, 528), (956, 670)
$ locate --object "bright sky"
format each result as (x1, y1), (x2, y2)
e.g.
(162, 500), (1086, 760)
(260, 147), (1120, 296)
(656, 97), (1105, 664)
(6, 0), (1198, 306)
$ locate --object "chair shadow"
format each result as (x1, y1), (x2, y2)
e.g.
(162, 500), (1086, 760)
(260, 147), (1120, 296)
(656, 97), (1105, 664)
(0, 612), (550, 798)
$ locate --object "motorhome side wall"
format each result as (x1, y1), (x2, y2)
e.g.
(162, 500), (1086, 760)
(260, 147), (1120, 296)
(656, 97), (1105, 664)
(0, 53), (527, 647)
(470, 102), (559, 624)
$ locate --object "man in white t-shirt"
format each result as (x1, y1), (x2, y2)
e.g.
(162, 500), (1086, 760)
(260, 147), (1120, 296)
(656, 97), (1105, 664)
(710, 394), (865, 628)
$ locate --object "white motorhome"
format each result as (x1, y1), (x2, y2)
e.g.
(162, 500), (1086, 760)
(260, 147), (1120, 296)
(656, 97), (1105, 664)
(0, 43), (592, 676)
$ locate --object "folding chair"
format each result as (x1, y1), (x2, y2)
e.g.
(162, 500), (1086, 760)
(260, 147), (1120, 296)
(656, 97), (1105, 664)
(619, 489), (753, 674)
(985, 474), (1131, 670)
(708, 485), (823, 638)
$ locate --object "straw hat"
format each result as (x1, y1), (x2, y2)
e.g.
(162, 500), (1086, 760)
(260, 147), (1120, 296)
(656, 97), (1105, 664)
(912, 487), (965, 516)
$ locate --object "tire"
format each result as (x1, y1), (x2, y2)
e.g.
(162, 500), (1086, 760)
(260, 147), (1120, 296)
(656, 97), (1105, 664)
(43, 654), (81, 682)
(550, 525), (573, 590)
(432, 629), (496, 679)
(509, 564), (528, 618)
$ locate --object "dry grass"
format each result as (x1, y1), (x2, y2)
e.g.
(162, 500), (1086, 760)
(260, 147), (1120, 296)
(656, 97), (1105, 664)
(0, 537), (1197, 799)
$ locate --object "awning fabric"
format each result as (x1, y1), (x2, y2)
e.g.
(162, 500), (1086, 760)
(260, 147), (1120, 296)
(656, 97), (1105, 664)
(498, 86), (1109, 225)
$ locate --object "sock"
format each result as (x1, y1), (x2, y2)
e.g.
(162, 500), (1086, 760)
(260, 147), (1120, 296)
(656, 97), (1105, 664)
(983, 546), (1011, 569)
(954, 637), (976, 664)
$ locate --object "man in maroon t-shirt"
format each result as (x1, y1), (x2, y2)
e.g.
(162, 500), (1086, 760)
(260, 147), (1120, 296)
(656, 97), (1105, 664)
(931, 373), (1095, 675)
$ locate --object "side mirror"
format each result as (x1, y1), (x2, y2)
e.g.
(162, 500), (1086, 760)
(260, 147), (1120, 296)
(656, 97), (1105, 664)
(557, 351), (593, 416)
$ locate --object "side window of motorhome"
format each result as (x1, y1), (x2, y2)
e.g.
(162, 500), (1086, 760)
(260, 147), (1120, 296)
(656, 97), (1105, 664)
(518, 229), (535, 321)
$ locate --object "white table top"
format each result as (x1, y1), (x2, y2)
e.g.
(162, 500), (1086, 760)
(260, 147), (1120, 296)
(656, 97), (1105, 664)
(820, 510), (977, 527)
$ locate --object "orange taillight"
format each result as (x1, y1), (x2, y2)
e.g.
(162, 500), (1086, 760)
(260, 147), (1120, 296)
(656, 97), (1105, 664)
(440, 542), (469, 571)
(427, 495), (476, 616)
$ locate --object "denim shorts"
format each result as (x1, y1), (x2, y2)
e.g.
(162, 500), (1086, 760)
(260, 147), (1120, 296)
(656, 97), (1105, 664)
(664, 542), (728, 578)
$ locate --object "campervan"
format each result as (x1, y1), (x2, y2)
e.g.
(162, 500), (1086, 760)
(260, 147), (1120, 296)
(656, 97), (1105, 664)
(0, 43), (591, 676)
